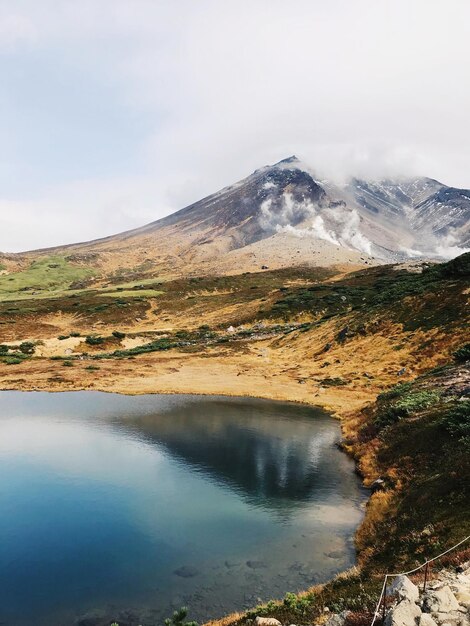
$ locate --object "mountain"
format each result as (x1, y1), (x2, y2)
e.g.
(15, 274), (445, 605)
(338, 175), (470, 254)
(5, 156), (470, 278)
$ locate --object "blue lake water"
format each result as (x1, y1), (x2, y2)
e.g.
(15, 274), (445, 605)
(0, 392), (367, 626)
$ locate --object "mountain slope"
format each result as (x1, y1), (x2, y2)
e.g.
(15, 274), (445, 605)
(2, 156), (469, 280)
(339, 175), (470, 255)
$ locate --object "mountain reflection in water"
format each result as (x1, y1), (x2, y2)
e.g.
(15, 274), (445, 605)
(121, 397), (356, 513)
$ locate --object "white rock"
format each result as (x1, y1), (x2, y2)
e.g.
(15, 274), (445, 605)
(385, 599), (422, 626)
(420, 615), (438, 626)
(325, 611), (350, 626)
(423, 587), (460, 614)
(435, 612), (463, 622)
(390, 575), (420, 603)
(455, 591), (470, 607)
(255, 618), (281, 626)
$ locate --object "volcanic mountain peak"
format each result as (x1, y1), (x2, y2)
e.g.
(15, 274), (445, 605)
(11, 156), (470, 279)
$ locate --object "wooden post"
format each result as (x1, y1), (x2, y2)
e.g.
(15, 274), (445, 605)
(423, 562), (429, 593)
(382, 578), (388, 624)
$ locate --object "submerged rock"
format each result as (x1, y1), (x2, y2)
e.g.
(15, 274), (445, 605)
(173, 565), (200, 578)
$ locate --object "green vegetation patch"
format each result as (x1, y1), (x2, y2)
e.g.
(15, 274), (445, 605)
(440, 400), (470, 446)
(454, 343), (470, 363)
(260, 252), (470, 333)
(0, 255), (95, 301)
(375, 389), (441, 428)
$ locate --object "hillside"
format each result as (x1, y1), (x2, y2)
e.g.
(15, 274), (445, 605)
(0, 252), (467, 404)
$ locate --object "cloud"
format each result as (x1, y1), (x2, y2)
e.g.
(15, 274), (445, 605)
(260, 191), (373, 255)
(0, 0), (469, 251)
(433, 233), (470, 261)
(0, 8), (36, 51)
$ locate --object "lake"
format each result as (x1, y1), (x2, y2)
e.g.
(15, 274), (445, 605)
(0, 392), (367, 625)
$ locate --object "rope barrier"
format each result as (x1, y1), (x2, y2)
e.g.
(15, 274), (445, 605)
(369, 535), (470, 626)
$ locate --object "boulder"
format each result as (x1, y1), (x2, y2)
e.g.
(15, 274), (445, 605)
(325, 611), (350, 626)
(420, 615), (438, 626)
(255, 618), (281, 626)
(455, 591), (470, 608)
(371, 478), (386, 493)
(385, 599), (422, 626)
(423, 587), (460, 614)
(390, 575), (420, 603)
(434, 612), (467, 625)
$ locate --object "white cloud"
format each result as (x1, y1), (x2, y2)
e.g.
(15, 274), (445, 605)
(0, 9), (36, 51)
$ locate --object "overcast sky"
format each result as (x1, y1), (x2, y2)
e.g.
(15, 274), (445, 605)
(1, 0), (469, 252)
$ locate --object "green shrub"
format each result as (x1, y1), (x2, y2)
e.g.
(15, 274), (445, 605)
(85, 335), (105, 346)
(2, 356), (23, 365)
(70, 331), (81, 337)
(63, 360), (74, 367)
(175, 329), (190, 339)
(111, 337), (178, 357)
(85, 365), (100, 371)
(436, 251), (470, 278)
(19, 341), (35, 354)
(378, 382), (412, 401)
(283, 592), (312, 614)
(0, 344), (9, 355)
(58, 335), (69, 340)
(454, 344), (470, 362)
(164, 607), (198, 626)
(440, 401), (470, 443)
(376, 390), (440, 428)
(112, 330), (126, 339)
(322, 377), (347, 386)
(247, 600), (279, 618)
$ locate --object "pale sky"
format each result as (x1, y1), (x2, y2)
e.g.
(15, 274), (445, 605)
(1, 0), (469, 252)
